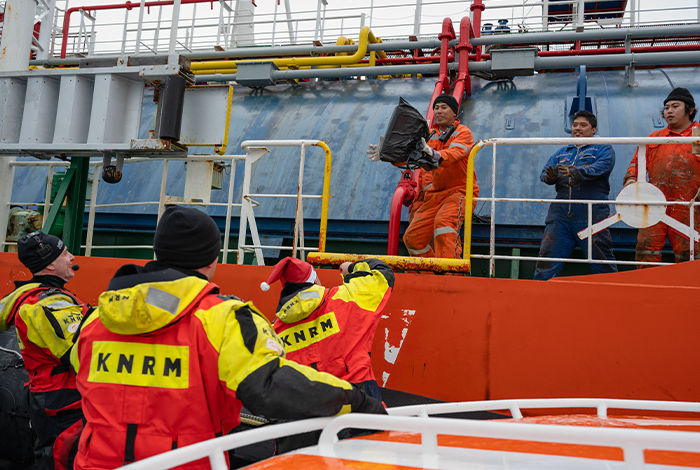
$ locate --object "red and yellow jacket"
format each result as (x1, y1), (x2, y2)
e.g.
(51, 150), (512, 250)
(273, 259), (394, 384)
(70, 266), (363, 470)
(426, 119), (479, 198)
(0, 278), (86, 410)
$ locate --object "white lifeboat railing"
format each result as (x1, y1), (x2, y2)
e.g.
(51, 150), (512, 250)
(117, 398), (700, 470)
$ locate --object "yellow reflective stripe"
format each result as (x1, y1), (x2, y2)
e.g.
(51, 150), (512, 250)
(434, 226), (458, 237)
(448, 142), (468, 152)
(277, 312), (340, 353)
(407, 245), (431, 255)
(71, 311), (102, 374)
(87, 341), (189, 389)
(331, 265), (390, 312)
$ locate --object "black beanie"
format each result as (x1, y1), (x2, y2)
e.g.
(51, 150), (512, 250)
(18, 231), (65, 274)
(433, 94), (459, 115)
(664, 87), (695, 109)
(154, 206), (221, 269)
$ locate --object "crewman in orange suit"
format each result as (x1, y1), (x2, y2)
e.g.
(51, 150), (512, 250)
(623, 87), (699, 265)
(402, 94), (479, 259)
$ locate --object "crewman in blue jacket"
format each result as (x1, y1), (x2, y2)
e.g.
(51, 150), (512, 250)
(534, 110), (618, 280)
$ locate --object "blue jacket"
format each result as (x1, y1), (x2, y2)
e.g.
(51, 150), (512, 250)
(540, 143), (615, 221)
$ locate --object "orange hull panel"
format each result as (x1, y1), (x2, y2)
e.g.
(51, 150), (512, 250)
(2, 254), (698, 403)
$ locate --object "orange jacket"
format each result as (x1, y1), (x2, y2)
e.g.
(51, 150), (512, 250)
(624, 122), (700, 203)
(71, 270), (359, 470)
(273, 259), (394, 383)
(426, 120), (479, 198)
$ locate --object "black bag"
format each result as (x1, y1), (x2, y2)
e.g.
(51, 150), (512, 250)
(379, 98), (436, 170)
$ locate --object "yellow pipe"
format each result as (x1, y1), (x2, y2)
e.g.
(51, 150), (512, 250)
(191, 26), (384, 75)
(214, 85), (234, 155)
(315, 141), (332, 254)
(463, 141), (484, 269)
(308, 252), (471, 274)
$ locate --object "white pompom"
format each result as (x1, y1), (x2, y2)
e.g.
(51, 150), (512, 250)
(260, 282), (270, 292)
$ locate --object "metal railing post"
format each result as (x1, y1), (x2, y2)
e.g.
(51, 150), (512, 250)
(85, 164), (101, 257)
(135, 0), (146, 55)
(0, 158), (16, 253)
(690, 200), (695, 260)
(169, 0), (182, 54)
(293, 143), (307, 259)
(489, 142), (497, 277)
(587, 202), (593, 262)
(222, 161), (237, 264)
(121, 9), (129, 54)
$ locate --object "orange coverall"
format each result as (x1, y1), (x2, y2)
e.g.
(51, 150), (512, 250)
(403, 119), (479, 258)
(623, 122), (700, 264)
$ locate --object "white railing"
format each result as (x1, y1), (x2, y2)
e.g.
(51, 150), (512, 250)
(116, 398), (700, 470)
(468, 136), (700, 277)
(41, 0), (700, 59)
(239, 140), (332, 266)
(2, 143), (329, 266)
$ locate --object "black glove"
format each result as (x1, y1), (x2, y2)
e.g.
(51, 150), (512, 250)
(351, 387), (388, 415)
(544, 165), (558, 185)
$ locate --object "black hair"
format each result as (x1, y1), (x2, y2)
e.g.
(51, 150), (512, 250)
(661, 103), (697, 121)
(572, 110), (597, 129)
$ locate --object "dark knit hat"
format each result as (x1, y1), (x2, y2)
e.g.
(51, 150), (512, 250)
(433, 94), (459, 115)
(154, 206), (221, 269)
(18, 231), (65, 274)
(664, 87), (695, 109)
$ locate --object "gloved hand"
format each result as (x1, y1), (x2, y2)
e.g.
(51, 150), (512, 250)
(352, 388), (388, 415)
(367, 136), (384, 162)
(544, 165), (558, 184)
(556, 164), (575, 179)
(624, 178), (637, 187)
(421, 137), (441, 162)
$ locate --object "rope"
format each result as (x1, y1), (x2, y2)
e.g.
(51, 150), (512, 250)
(0, 345), (23, 361)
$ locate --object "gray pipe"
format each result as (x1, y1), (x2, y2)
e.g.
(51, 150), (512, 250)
(193, 49), (699, 82)
(472, 24), (700, 46)
(29, 38), (444, 67)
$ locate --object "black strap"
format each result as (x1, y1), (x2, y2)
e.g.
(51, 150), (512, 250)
(123, 424), (138, 465)
(51, 364), (70, 376)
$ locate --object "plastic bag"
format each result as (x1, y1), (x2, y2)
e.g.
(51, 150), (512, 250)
(379, 98), (434, 170)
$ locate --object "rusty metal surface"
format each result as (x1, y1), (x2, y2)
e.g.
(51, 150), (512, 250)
(308, 252), (471, 273)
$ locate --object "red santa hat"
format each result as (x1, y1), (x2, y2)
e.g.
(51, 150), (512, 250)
(260, 257), (317, 291)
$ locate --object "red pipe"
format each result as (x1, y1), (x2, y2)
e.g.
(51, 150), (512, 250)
(470, 0), (485, 61)
(60, 0), (215, 58)
(452, 16), (474, 103)
(537, 44), (700, 56)
(388, 170), (418, 255)
(426, 17), (456, 127)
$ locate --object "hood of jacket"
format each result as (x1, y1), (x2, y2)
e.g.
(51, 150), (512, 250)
(0, 283), (41, 331)
(276, 284), (327, 324)
(98, 276), (213, 335)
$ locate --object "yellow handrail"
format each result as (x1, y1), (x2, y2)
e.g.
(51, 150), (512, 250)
(315, 141), (332, 254)
(191, 27), (384, 75)
(463, 141), (484, 269)
(307, 253), (472, 273)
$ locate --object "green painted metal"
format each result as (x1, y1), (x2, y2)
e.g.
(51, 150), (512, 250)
(41, 169), (75, 237)
(63, 158), (90, 254)
(510, 248), (521, 279)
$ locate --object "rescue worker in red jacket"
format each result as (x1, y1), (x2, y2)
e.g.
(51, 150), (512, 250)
(623, 87), (699, 265)
(261, 257), (394, 401)
(69, 206), (385, 470)
(0, 232), (86, 470)
(402, 94), (480, 259)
